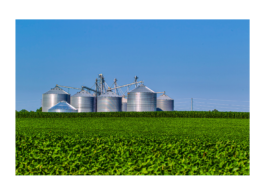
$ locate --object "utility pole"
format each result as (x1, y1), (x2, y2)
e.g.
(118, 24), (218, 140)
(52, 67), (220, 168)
(191, 98), (193, 111)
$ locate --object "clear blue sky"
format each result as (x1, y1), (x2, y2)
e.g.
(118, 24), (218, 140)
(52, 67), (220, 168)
(16, 20), (249, 112)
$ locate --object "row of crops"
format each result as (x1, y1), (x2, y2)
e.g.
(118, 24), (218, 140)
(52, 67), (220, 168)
(16, 111), (249, 119)
(16, 117), (249, 175)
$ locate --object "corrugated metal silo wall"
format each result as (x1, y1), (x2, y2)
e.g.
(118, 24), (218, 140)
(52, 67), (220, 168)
(71, 96), (94, 112)
(42, 94), (70, 112)
(127, 92), (157, 112)
(94, 97), (97, 112)
(156, 99), (174, 111)
(97, 97), (122, 112)
(122, 103), (127, 111)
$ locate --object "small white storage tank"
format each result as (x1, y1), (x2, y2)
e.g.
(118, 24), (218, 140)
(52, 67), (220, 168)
(42, 86), (70, 112)
(157, 94), (174, 111)
(122, 95), (127, 112)
(71, 90), (95, 112)
(48, 101), (78, 112)
(97, 88), (122, 112)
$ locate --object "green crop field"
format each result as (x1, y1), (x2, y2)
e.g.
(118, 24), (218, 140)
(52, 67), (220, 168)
(16, 116), (249, 175)
(16, 111), (249, 119)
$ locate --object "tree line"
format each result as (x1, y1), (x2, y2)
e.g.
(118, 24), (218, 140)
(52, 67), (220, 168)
(16, 107), (42, 113)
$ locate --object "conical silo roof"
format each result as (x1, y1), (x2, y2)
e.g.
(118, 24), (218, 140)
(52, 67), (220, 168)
(44, 86), (68, 94)
(129, 84), (155, 93)
(72, 90), (93, 97)
(99, 89), (121, 97)
(48, 101), (78, 112)
(158, 94), (173, 100)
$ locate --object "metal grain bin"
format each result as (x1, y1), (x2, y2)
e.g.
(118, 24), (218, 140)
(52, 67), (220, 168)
(48, 101), (78, 112)
(71, 90), (95, 112)
(42, 86), (70, 112)
(157, 94), (174, 111)
(93, 93), (97, 112)
(127, 84), (157, 112)
(122, 95), (127, 112)
(97, 89), (122, 112)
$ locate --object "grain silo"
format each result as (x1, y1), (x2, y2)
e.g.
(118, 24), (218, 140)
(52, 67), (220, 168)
(48, 101), (78, 112)
(42, 86), (70, 112)
(157, 93), (174, 111)
(97, 88), (122, 112)
(127, 84), (157, 112)
(93, 93), (97, 112)
(71, 90), (94, 112)
(122, 95), (127, 112)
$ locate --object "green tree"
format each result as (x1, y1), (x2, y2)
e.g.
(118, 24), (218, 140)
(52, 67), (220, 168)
(212, 109), (219, 112)
(20, 109), (29, 113)
(36, 107), (42, 112)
